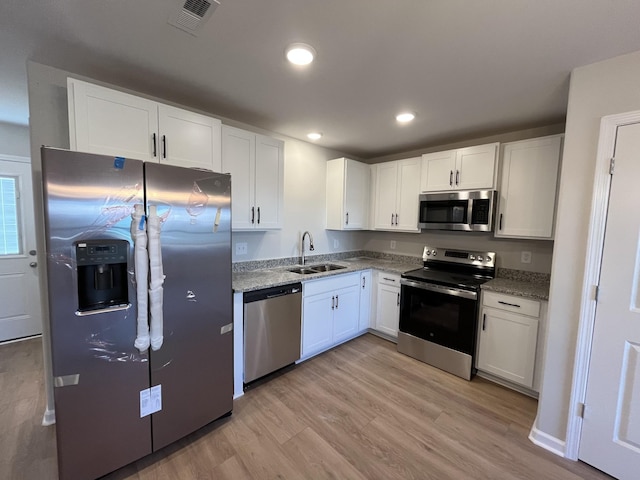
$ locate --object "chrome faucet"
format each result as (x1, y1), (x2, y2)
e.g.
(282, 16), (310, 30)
(301, 231), (315, 265)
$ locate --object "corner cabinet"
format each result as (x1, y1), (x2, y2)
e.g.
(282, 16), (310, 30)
(67, 78), (221, 171)
(374, 272), (401, 339)
(476, 291), (542, 390)
(420, 143), (498, 193)
(495, 135), (562, 240)
(371, 157), (421, 231)
(326, 158), (369, 230)
(221, 125), (284, 230)
(301, 273), (361, 360)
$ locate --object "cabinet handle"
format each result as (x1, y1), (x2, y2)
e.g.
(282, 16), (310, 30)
(397, 292), (400, 306)
(482, 313), (486, 331)
(395, 213), (399, 225)
(257, 207), (261, 224)
(251, 206), (255, 224)
(455, 170), (460, 186)
(362, 276), (366, 289)
(383, 277), (396, 282)
(331, 296), (335, 310)
(391, 213), (394, 226)
(498, 300), (521, 308)
(336, 295), (339, 309)
(449, 170), (453, 187)
(152, 133), (157, 157)
(162, 135), (167, 158)
(346, 212), (349, 225)
(499, 213), (503, 230)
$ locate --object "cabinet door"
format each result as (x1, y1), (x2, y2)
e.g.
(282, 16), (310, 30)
(301, 293), (334, 358)
(395, 157), (421, 231)
(221, 126), (255, 230)
(325, 158), (346, 230)
(421, 150), (456, 192)
(373, 162), (398, 229)
(158, 104), (221, 171)
(455, 143), (498, 190)
(333, 285), (360, 343)
(343, 159), (369, 229)
(68, 79), (157, 162)
(477, 308), (539, 388)
(254, 135), (284, 229)
(375, 283), (400, 338)
(496, 136), (562, 239)
(358, 271), (372, 332)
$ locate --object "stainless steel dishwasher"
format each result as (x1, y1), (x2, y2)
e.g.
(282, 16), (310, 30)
(243, 283), (302, 384)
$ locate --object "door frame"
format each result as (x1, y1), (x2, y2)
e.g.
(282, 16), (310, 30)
(565, 109), (640, 460)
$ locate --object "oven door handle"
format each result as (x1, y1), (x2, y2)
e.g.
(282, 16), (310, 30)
(400, 279), (477, 300)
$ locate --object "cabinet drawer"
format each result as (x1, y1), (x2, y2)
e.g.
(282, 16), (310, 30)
(483, 291), (540, 318)
(378, 272), (401, 287)
(304, 272), (359, 297)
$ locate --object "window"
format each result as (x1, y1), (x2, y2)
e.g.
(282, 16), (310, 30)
(0, 176), (20, 255)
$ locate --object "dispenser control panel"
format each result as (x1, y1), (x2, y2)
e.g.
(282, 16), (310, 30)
(76, 241), (128, 266)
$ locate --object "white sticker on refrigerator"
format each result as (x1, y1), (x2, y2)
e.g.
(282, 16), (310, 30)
(150, 384), (162, 414)
(140, 388), (152, 418)
(140, 385), (162, 417)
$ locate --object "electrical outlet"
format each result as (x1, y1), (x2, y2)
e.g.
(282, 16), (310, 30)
(235, 242), (248, 255)
(333, 239), (339, 249)
(521, 251), (532, 264)
(390, 240), (396, 250)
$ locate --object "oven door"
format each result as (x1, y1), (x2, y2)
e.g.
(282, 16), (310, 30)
(399, 279), (478, 355)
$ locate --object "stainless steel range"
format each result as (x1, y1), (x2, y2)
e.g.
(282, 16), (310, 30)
(398, 246), (496, 380)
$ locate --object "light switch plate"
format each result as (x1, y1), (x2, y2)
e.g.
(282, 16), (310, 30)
(390, 240), (396, 250)
(521, 251), (532, 264)
(333, 239), (339, 249)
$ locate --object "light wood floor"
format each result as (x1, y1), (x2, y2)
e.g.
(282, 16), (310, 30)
(0, 334), (612, 480)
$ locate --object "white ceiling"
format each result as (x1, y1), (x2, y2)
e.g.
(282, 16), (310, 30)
(2, 0), (640, 158)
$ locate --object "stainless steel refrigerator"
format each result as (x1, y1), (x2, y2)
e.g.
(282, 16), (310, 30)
(41, 147), (233, 480)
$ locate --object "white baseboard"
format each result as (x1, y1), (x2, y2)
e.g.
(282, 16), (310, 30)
(42, 408), (56, 426)
(233, 391), (244, 400)
(529, 417), (566, 457)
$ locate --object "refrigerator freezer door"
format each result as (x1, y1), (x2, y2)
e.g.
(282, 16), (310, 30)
(41, 148), (152, 480)
(144, 163), (233, 450)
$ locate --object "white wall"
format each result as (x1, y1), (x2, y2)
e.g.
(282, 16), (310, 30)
(362, 231), (553, 272)
(536, 49), (640, 445)
(0, 121), (30, 157)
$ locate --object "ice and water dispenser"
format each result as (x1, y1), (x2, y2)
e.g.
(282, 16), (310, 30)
(75, 240), (129, 313)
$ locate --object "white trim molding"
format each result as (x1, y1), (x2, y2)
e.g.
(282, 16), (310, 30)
(0, 154), (30, 164)
(565, 109), (640, 460)
(529, 416), (566, 457)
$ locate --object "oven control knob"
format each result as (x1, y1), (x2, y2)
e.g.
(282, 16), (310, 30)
(431, 249), (437, 256)
(486, 255), (492, 262)
(469, 255), (476, 260)
(477, 255), (484, 262)
(426, 250), (431, 256)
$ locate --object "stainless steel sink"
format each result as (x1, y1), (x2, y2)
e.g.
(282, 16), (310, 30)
(287, 263), (346, 274)
(288, 267), (319, 275)
(309, 263), (346, 272)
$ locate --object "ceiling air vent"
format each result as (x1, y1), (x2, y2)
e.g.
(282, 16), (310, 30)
(168, 0), (220, 36)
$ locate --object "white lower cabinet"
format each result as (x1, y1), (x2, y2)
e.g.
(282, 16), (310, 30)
(301, 273), (360, 360)
(374, 272), (401, 339)
(477, 291), (541, 389)
(358, 270), (372, 332)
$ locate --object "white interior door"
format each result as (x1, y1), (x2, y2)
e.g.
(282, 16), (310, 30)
(579, 122), (640, 479)
(0, 156), (41, 342)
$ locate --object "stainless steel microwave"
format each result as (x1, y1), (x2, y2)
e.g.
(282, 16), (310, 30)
(418, 190), (496, 231)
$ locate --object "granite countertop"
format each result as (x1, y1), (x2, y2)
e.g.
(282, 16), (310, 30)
(232, 256), (420, 292)
(481, 269), (551, 301)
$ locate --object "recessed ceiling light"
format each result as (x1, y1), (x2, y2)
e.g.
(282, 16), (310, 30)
(396, 112), (416, 123)
(307, 132), (323, 141)
(286, 43), (316, 66)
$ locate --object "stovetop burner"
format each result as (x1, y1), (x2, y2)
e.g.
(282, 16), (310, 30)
(401, 245), (496, 290)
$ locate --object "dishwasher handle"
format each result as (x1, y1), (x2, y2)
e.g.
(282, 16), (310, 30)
(243, 283), (302, 303)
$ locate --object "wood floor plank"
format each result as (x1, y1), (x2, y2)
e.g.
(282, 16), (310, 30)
(0, 334), (614, 480)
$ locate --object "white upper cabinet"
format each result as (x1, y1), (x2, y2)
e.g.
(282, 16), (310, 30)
(372, 157), (421, 232)
(421, 143), (498, 192)
(326, 158), (369, 230)
(68, 78), (221, 171)
(221, 125), (284, 230)
(495, 135), (562, 240)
